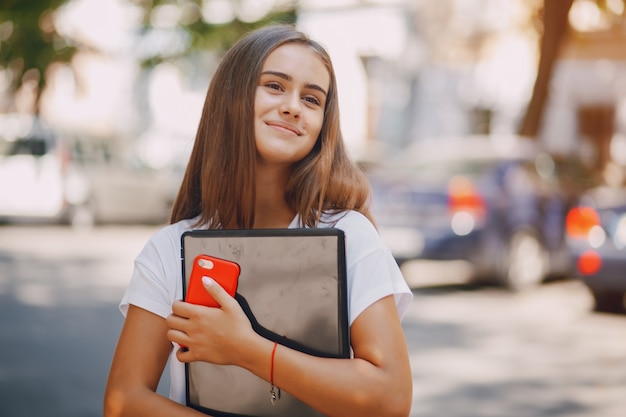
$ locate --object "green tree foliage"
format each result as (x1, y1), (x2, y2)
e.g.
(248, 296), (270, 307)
(0, 0), (75, 103)
(0, 0), (296, 108)
(137, 0), (296, 67)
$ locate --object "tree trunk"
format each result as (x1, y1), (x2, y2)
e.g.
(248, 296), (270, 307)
(519, 0), (574, 138)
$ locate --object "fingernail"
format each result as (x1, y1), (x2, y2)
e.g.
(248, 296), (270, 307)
(202, 276), (214, 285)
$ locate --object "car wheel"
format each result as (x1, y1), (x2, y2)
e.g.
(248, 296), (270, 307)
(592, 290), (625, 313)
(502, 229), (548, 292)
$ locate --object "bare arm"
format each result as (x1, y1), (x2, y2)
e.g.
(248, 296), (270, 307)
(270, 295), (412, 416)
(167, 278), (412, 417)
(104, 305), (209, 417)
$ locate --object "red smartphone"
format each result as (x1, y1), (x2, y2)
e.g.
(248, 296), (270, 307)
(186, 254), (240, 308)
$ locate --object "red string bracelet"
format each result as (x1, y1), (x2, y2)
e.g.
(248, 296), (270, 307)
(270, 342), (278, 385)
(270, 341), (281, 405)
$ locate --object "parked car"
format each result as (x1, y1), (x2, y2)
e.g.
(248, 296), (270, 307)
(368, 134), (599, 291)
(0, 118), (179, 227)
(565, 185), (626, 313)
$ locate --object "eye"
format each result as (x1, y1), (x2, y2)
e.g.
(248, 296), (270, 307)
(303, 95), (321, 106)
(264, 82), (283, 91)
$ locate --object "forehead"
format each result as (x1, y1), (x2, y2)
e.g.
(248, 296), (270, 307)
(262, 43), (330, 90)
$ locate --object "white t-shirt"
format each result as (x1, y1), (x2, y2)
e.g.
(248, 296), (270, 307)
(120, 210), (413, 404)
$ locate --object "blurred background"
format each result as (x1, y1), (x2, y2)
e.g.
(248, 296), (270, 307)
(1, 0), (626, 416)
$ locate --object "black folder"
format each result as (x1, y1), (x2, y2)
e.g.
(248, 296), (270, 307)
(181, 228), (349, 417)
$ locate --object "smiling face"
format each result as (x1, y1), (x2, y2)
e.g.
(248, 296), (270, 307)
(254, 43), (330, 168)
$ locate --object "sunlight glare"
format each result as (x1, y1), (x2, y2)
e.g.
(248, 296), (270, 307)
(569, 0), (611, 32)
(151, 3), (182, 28)
(237, 0), (276, 23)
(607, 0), (625, 15)
(54, 0), (142, 53)
(202, 0), (235, 24)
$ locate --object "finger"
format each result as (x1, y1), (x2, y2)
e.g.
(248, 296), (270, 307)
(165, 313), (188, 332)
(166, 328), (189, 347)
(171, 299), (186, 315)
(202, 276), (236, 308)
(171, 299), (197, 317)
(175, 346), (193, 362)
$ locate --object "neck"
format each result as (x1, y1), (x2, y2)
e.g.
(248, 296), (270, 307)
(253, 164), (295, 229)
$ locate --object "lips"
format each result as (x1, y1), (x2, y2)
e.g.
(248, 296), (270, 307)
(266, 121), (302, 136)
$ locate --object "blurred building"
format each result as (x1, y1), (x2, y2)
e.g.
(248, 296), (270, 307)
(34, 0), (542, 164)
(543, 0), (626, 183)
(297, 1), (413, 157)
(39, 0), (212, 170)
(299, 0), (541, 155)
(301, 1), (626, 169)
(13, 0), (626, 179)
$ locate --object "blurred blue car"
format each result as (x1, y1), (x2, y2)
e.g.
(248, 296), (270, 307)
(368, 135), (598, 291)
(566, 185), (626, 313)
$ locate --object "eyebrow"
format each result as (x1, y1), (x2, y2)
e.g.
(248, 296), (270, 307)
(261, 70), (328, 97)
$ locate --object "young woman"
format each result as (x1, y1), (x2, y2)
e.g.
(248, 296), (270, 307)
(104, 24), (413, 417)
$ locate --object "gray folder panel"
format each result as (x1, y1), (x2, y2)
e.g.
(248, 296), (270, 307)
(181, 228), (349, 417)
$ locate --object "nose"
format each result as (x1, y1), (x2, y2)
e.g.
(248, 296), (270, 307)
(279, 92), (301, 118)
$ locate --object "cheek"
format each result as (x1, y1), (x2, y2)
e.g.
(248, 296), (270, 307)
(304, 124), (322, 154)
(308, 113), (325, 140)
(254, 88), (273, 117)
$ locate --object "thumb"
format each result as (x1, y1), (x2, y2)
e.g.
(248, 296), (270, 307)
(202, 276), (233, 308)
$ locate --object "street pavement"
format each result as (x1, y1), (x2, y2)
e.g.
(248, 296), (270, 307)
(0, 224), (167, 417)
(0, 224), (625, 417)
(402, 273), (626, 417)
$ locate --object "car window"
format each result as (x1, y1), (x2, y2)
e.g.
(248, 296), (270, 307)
(7, 137), (49, 157)
(552, 158), (601, 195)
(87, 139), (152, 172)
(502, 160), (542, 193)
(71, 137), (104, 165)
(392, 158), (502, 182)
(553, 159), (599, 184)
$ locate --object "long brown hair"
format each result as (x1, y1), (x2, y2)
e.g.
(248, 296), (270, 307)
(170, 24), (372, 228)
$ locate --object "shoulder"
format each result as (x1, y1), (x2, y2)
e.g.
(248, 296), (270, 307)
(319, 210), (385, 254)
(321, 211), (413, 322)
(320, 210), (378, 239)
(138, 217), (199, 261)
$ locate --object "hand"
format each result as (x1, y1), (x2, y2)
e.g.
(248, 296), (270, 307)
(166, 277), (254, 364)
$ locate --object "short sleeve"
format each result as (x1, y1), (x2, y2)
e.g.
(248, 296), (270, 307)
(327, 211), (413, 325)
(120, 229), (182, 319)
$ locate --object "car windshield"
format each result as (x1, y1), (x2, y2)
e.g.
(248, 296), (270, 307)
(417, 158), (497, 177)
(382, 157), (504, 183)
